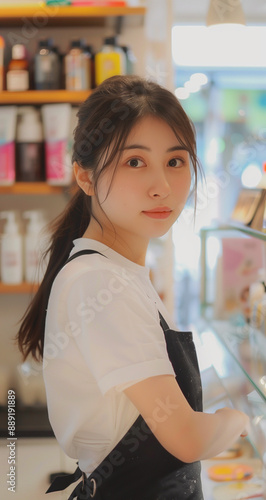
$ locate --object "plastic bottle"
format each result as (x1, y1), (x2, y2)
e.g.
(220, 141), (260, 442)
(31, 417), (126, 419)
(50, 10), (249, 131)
(121, 45), (136, 74)
(34, 39), (60, 90)
(41, 103), (72, 185)
(16, 107), (45, 182)
(0, 36), (5, 91)
(95, 36), (126, 86)
(6, 44), (29, 91)
(23, 211), (46, 283)
(0, 212), (23, 284)
(0, 106), (17, 185)
(86, 45), (95, 88)
(64, 40), (91, 90)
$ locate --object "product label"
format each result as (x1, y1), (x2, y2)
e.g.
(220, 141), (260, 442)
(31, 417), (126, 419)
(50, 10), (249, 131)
(6, 70), (29, 91)
(1, 247), (23, 284)
(65, 54), (80, 90)
(45, 140), (70, 183)
(40, 55), (52, 73)
(26, 248), (39, 283)
(0, 142), (15, 184)
(3, 251), (18, 267)
(95, 52), (122, 86)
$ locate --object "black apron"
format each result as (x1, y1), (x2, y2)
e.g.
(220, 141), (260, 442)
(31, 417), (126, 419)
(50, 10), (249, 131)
(46, 250), (203, 500)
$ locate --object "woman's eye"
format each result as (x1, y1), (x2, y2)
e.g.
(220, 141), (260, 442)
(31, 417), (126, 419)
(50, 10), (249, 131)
(168, 158), (184, 168)
(127, 158), (145, 168)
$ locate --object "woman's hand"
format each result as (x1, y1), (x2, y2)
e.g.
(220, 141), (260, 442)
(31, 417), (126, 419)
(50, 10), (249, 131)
(215, 407), (250, 439)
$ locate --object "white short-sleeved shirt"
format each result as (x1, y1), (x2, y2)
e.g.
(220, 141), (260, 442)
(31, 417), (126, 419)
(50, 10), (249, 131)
(43, 238), (175, 474)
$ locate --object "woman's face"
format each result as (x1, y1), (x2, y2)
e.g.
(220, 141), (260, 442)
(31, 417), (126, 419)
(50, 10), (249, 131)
(90, 115), (192, 249)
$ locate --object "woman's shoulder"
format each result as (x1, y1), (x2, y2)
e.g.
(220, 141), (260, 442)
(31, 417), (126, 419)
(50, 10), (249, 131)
(50, 249), (141, 304)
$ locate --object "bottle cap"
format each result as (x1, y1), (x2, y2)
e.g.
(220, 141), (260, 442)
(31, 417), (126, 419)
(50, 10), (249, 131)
(104, 37), (117, 46)
(70, 40), (85, 49)
(12, 44), (26, 60)
(39, 39), (49, 48)
(86, 45), (94, 55)
(0, 211), (19, 235)
(23, 211), (44, 234)
(16, 108), (43, 143)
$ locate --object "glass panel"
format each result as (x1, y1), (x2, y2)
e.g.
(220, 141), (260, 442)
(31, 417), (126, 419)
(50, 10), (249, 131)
(199, 322), (266, 461)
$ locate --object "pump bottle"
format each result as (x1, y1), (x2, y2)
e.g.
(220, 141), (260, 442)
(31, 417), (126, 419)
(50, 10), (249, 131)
(0, 212), (23, 284)
(23, 211), (47, 283)
(16, 107), (45, 182)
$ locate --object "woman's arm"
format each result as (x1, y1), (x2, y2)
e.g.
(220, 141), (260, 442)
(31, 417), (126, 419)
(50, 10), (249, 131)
(124, 374), (249, 463)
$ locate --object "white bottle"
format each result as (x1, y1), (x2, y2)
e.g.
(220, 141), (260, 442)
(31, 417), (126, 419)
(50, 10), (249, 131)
(0, 211), (23, 284)
(23, 211), (46, 283)
(16, 107), (45, 182)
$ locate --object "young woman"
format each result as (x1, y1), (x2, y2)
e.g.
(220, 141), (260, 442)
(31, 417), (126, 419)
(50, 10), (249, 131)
(17, 75), (249, 500)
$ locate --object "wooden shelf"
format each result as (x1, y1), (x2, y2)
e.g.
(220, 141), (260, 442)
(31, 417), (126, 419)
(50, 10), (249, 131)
(0, 182), (65, 195)
(0, 5), (146, 27)
(0, 90), (92, 105)
(0, 282), (39, 294)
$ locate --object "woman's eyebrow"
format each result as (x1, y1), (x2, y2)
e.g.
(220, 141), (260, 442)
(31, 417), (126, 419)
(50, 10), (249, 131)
(122, 144), (189, 152)
(167, 146), (189, 153)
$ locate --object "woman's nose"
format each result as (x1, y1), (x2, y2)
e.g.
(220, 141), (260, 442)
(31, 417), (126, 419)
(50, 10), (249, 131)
(148, 171), (171, 198)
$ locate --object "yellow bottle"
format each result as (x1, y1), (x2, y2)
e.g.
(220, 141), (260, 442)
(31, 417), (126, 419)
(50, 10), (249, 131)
(95, 37), (126, 86)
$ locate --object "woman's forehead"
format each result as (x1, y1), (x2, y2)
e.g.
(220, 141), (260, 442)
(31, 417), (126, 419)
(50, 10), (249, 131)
(123, 115), (187, 148)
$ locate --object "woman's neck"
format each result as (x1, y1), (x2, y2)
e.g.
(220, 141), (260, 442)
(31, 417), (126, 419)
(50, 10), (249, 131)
(82, 223), (148, 266)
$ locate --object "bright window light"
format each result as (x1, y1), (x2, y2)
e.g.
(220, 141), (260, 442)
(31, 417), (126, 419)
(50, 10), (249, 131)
(172, 25), (266, 67)
(241, 163), (262, 188)
(184, 80), (201, 93)
(190, 73), (208, 86)
(206, 138), (219, 166)
(174, 87), (190, 100)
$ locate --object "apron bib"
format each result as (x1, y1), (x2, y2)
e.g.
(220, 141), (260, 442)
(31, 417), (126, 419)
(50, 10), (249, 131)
(46, 250), (203, 500)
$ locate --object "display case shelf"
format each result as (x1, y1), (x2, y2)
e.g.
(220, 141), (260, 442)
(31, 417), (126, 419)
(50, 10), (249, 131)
(203, 319), (266, 404)
(198, 319), (266, 462)
(199, 222), (266, 467)
(201, 223), (266, 242)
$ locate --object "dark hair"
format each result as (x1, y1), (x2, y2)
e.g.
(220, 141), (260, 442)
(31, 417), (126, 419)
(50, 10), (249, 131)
(16, 75), (202, 361)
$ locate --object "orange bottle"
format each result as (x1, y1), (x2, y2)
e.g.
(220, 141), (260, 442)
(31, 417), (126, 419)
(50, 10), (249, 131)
(0, 36), (4, 91)
(6, 44), (29, 91)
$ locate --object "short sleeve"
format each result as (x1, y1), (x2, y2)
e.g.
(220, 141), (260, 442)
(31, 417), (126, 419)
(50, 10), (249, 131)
(65, 267), (175, 395)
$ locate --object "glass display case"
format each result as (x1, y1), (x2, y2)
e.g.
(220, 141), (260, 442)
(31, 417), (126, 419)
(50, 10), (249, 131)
(198, 223), (266, 498)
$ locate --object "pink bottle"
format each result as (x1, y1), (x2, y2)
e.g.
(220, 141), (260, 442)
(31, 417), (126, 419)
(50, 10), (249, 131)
(0, 106), (17, 185)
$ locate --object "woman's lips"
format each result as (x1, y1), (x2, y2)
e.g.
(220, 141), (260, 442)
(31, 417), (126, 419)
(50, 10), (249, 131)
(142, 207), (172, 219)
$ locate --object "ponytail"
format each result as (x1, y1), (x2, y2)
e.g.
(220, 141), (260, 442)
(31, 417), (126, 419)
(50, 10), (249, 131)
(16, 188), (91, 361)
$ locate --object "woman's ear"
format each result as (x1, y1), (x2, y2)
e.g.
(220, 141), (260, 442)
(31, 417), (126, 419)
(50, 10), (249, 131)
(73, 162), (95, 196)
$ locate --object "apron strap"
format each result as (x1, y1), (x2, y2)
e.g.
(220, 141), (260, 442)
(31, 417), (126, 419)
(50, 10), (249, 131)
(46, 466), (97, 499)
(46, 465), (82, 493)
(158, 311), (170, 331)
(65, 249), (106, 265)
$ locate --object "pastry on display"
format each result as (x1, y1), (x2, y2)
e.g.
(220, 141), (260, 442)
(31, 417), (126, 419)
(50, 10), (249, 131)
(208, 463), (253, 482)
(212, 480), (264, 500)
